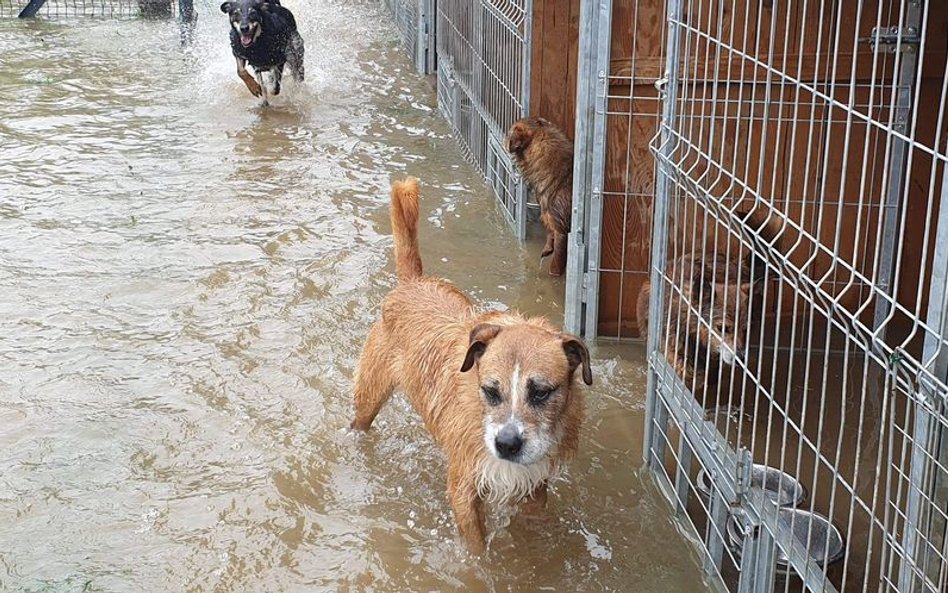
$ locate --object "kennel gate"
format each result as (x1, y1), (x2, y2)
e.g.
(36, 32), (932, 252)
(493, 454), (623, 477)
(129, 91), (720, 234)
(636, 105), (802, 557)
(564, 0), (669, 340)
(566, 0), (948, 591)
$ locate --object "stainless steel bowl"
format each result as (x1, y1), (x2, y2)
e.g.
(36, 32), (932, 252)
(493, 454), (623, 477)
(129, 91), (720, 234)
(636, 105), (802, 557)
(697, 464), (807, 508)
(726, 508), (846, 577)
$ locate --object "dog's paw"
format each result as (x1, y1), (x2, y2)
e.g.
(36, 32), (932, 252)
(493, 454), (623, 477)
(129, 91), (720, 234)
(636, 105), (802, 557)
(247, 80), (263, 97)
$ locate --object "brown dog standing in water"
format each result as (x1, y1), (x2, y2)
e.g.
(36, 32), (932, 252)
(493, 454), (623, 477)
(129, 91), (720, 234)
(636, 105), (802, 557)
(505, 117), (573, 276)
(351, 177), (592, 554)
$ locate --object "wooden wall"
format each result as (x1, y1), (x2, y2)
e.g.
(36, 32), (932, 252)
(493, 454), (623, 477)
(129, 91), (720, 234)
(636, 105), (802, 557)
(529, 0), (581, 138)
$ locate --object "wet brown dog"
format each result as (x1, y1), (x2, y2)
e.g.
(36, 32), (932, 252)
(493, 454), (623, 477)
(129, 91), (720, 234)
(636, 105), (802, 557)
(505, 117), (573, 276)
(636, 209), (781, 391)
(351, 177), (592, 554)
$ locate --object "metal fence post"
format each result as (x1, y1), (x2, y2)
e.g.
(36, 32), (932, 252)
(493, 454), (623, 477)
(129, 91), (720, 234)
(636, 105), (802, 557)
(414, 0), (427, 74)
(515, 0), (533, 241)
(872, 1), (923, 337)
(425, 0), (437, 75)
(705, 488), (728, 578)
(899, 166), (948, 593)
(580, 0), (613, 341)
(737, 522), (777, 593)
(564, 0), (608, 337)
(644, 0), (682, 473)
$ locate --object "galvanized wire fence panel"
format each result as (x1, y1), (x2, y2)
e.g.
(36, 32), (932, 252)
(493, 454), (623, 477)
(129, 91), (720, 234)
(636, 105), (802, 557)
(436, 0), (531, 239)
(384, 0), (417, 59)
(1, 0), (178, 18)
(382, 0), (433, 74)
(641, 1), (948, 592)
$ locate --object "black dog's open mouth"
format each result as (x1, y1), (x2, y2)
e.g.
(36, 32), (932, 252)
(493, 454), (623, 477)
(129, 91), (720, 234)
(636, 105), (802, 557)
(239, 31), (255, 46)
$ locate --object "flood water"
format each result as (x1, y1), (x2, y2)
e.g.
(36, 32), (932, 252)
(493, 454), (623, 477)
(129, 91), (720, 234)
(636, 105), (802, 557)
(0, 2), (711, 591)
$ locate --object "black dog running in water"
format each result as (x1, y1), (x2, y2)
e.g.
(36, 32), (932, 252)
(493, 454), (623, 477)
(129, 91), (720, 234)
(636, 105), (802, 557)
(220, 0), (304, 103)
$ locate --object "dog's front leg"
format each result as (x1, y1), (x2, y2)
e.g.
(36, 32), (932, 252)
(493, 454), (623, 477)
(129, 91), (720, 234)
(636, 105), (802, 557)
(448, 468), (486, 554)
(549, 232), (568, 276)
(255, 70), (270, 106)
(236, 58), (263, 97)
(272, 64), (284, 96)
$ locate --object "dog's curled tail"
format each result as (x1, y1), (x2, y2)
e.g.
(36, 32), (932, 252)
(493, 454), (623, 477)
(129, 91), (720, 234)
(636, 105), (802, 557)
(391, 177), (423, 282)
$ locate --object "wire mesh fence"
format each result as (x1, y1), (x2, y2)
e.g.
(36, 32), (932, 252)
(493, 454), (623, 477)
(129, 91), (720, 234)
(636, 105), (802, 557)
(381, 0), (532, 238)
(382, 0), (433, 74)
(0, 0), (180, 18)
(637, 0), (948, 592)
(436, 0), (532, 238)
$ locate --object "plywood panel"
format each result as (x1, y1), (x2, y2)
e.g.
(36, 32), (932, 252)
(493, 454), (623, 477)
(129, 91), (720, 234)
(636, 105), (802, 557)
(529, 0), (580, 137)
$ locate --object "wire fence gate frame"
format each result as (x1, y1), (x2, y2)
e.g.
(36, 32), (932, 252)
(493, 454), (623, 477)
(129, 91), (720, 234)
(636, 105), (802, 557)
(636, 1), (948, 593)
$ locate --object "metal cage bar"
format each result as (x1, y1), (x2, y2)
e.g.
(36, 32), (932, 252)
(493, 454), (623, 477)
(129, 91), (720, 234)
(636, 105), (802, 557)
(565, 0), (613, 337)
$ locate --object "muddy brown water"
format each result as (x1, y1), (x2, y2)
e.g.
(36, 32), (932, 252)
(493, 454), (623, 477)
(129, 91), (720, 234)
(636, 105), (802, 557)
(0, 2), (712, 591)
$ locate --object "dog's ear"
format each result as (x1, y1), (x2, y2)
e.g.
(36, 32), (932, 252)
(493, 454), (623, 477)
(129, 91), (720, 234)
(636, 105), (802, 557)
(561, 334), (593, 386)
(220, 1), (232, 13)
(259, 0), (273, 12)
(460, 323), (502, 373)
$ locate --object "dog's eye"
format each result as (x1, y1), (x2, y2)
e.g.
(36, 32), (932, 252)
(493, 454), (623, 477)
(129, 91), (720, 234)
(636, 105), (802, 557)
(481, 385), (502, 406)
(528, 386), (554, 405)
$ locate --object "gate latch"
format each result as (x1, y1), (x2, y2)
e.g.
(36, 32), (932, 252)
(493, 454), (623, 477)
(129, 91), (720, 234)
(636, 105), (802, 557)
(867, 26), (921, 53)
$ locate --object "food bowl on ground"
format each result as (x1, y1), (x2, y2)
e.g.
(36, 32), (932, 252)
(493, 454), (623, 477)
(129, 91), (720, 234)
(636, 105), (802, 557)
(725, 508), (846, 577)
(696, 464), (807, 508)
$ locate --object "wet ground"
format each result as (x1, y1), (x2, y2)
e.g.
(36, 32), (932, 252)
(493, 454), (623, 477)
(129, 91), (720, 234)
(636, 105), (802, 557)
(0, 2), (711, 591)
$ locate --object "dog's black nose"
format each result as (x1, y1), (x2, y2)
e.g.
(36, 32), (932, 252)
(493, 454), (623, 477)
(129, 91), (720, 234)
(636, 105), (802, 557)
(494, 425), (523, 459)
(239, 24), (251, 34)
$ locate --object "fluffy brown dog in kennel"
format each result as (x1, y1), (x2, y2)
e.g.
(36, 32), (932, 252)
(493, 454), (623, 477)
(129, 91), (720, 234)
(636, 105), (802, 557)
(636, 208), (781, 390)
(350, 177), (593, 554)
(505, 117), (573, 276)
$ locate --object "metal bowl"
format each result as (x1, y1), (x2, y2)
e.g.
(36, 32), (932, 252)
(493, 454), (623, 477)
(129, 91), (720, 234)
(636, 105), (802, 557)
(697, 464), (807, 508)
(726, 508), (846, 577)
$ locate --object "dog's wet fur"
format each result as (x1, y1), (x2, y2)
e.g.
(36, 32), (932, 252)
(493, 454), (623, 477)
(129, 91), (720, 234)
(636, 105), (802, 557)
(351, 177), (592, 554)
(505, 117), (574, 276)
(220, 0), (304, 102)
(636, 209), (782, 391)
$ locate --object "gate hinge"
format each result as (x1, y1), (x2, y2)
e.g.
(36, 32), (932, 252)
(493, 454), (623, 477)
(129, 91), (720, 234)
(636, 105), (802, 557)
(581, 272), (590, 300)
(866, 26), (920, 53)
